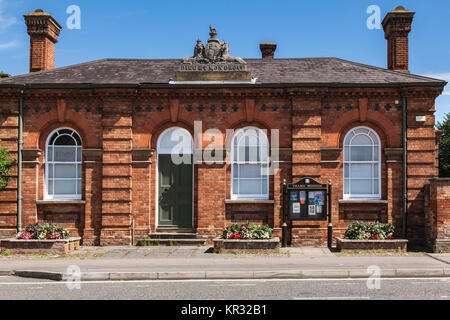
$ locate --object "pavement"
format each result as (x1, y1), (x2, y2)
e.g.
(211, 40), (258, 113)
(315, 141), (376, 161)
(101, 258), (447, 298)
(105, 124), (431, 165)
(1, 245), (450, 281)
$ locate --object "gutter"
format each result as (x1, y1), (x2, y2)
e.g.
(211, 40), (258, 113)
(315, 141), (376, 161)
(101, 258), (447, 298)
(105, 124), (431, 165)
(17, 90), (24, 232)
(401, 95), (408, 239)
(0, 81), (446, 90)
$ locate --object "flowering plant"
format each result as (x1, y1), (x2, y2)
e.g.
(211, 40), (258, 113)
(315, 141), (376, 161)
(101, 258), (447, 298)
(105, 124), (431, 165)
(221, 222), (273, 240)
(16, 223), (70, 240)
(18, 231), (33, 240)
(46, 232), (61, 240)
(344, 221), (395, 240)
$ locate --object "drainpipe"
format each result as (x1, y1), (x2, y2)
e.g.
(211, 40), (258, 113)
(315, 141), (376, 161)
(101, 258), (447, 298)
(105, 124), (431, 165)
(17, 90), (24, 233)
(402, 95), (408, 239)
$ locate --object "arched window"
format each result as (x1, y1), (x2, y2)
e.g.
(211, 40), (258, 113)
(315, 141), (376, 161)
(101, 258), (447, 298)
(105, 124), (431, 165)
(231, 127), (269, 200)
(343, 127), (381, 199)
(45, 128), (82, 200)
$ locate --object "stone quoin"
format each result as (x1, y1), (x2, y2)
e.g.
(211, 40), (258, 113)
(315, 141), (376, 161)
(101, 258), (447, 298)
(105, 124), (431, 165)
(0, 6), (449, 249)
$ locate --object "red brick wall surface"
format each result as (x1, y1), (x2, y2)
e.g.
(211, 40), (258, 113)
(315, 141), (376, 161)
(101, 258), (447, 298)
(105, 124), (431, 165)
(0, 86), (444, 246)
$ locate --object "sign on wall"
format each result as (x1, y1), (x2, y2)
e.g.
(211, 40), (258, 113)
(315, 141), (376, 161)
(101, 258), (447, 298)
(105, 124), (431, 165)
(287, 178), (328, 221)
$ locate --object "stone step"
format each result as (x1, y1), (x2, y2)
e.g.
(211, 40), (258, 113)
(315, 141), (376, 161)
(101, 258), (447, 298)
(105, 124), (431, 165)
(140, 238), (209, 246)
(149, 233), (198, 240)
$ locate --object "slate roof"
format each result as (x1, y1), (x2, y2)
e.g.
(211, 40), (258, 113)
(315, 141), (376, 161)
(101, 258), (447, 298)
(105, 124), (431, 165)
(0, 57), (446, 87)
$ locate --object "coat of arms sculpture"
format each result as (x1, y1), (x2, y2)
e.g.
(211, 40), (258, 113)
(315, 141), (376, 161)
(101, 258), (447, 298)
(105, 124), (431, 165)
(182, 25), (246, 66)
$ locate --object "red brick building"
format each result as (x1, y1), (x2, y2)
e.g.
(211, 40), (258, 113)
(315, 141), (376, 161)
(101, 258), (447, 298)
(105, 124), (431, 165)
(0, 7), (448, 249)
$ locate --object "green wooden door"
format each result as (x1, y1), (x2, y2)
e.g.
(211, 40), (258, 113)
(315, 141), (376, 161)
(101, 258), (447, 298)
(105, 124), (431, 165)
(158, 154), (193, 227)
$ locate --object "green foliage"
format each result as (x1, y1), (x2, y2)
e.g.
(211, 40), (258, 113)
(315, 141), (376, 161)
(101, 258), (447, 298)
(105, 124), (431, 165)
(22, 223), (70, 240)
(344, 221), (395, 240)
(437, 113), (450, 177)
(0, 141), (13, 190)
(0, 250), (11, 256)
(221, 222), (273, 240)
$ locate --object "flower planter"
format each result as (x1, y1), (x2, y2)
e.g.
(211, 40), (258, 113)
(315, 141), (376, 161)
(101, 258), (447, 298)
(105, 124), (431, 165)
(336, 238), (408, 252)
(0, 237), (81, 254)
(213, 237), (280, 253)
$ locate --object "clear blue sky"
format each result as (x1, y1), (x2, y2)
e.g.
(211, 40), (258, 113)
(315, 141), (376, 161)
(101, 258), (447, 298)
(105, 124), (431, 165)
(0, 0), (448, 122)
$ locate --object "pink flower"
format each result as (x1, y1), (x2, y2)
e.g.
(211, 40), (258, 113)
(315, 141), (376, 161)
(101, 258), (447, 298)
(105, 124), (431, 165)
(19, 232), (33, 240)
(46, 232), (61, 240)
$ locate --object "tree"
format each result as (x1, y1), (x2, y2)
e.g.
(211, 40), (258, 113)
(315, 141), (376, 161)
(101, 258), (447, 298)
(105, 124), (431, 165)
(0, 141), (13, 190)
(437, 113), (450, 177)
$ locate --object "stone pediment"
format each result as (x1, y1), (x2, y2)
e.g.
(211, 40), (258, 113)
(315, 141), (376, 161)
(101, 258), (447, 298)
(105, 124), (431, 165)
(175, 26), (252, 82)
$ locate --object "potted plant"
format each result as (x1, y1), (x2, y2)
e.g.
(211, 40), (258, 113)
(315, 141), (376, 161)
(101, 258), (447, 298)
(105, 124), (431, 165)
(0, 223), (80, 254)
(336, 221), (408, 252)
(214, 222), (279, 252)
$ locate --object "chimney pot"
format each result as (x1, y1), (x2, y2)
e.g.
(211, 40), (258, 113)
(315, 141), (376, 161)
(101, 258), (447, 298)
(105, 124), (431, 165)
(382, 6), (415, 72)
(24, 9), (62, 73)
(260, 42), (277, 59)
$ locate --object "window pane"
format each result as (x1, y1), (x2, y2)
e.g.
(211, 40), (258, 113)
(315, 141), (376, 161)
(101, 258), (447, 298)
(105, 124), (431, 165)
(73, 133), (82, 145)
(48, 164), (54, 178)
(350, 146), (373, 161)
(54, 180), (76, 195)
(344, 179), (349, 194)
(350, 179), (372, 194)
(49, 133), (58, 145)
(232, 164), (239, 178)
(54, 147), (76, 162)
(54, 164), (77, 179)
(58, 129), (73, 136)
(373, 164), (379, 178)
(355, 128), (369, 136)
(77, 147), (82, 162)
(344, 164), (349, 178)
(232, 179), (239, 195)
(239, 164), (262, 179)
(369, 132), (379, 145)
(344, 131), (354, 146)
(47, 147), (53, 161)
(247, 146), (260, 162)
(48, 179), (54, 195)
(373, 146), (380, 161)
(352, 134), (372, 145)
(237, 146), (246, 162)
(261, 178), (268, 194)
(77, 179), (82, 195)
(55, 135), (76, 146)
(350, 164), (372, 179)
(77, 165), (82, 179)
(260, 165), (269, 177)
(344, 147), (349, 162)
(374, 179), (379, 194)
(239, 179), (263, 194)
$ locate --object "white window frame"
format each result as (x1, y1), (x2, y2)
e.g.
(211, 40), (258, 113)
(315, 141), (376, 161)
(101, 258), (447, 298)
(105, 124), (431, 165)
(343, 126), (381, 200)
(45, 128), (82, 200)
(231, 127), (269, 200)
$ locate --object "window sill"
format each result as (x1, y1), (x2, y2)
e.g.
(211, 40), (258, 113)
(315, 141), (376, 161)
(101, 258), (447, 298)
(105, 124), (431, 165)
(338, 199), (388, 204)
(225, 199), (275, 204)
(36, 200), (86, 205)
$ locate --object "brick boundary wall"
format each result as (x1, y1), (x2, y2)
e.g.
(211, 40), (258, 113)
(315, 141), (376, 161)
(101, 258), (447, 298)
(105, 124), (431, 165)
(425, 178), (450, 252)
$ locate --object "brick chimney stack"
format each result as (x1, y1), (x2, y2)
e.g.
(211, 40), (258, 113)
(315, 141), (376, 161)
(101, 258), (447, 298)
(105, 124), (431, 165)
(24, 9), (62, 73)
(382, 6), (415, 73)
(260, 42), (277, 59)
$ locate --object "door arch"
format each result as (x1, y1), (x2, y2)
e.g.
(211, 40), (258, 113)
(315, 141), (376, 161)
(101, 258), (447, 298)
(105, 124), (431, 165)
(156, 127), (194, 228)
